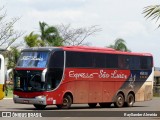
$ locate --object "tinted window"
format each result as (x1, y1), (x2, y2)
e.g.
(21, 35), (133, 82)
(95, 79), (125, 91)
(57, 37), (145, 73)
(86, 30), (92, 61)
(106, 54), (118, 68)
(93, 53), (106, 68)
(49, 51), (64, 68)
(129, 56), (140, 69)
(118, 55), (130, 69)
(140, 56), (152, 69)
(47, 51), (64, 90)
(66, 52), (93, 68)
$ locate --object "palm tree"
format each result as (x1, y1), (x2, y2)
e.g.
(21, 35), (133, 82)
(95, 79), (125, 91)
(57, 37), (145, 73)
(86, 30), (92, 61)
(24, 32), (45, 47)
(39, 22), (63, 46)
(108, 38), (131, 52)
(143, 5), (160, 28)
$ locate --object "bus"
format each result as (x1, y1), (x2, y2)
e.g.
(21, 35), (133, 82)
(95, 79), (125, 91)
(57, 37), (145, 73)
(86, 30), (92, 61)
(0, 54), (5, 100)
(13, 46), (154, 109)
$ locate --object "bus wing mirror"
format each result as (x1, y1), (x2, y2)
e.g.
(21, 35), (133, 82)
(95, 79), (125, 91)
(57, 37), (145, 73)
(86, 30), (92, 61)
(41, 68), (47, 82)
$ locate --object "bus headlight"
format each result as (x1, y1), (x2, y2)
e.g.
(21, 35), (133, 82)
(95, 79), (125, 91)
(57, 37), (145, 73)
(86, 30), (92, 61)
(35, 95), (46, 104)
(13, 95), (19, 98)
(35, 95), (46, 99)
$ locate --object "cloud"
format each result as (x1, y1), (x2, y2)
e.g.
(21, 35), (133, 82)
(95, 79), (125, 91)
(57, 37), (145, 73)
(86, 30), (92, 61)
(117, 21), (148, 38)
(28, 9), (84, 24)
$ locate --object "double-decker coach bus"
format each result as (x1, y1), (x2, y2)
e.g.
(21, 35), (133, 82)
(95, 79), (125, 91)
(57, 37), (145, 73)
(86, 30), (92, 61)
(13, 46), (154, 109)
(0, 54), (5, 100)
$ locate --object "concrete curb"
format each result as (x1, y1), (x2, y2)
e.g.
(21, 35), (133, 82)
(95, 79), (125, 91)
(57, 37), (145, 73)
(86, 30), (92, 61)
(4, 98), (13, 99)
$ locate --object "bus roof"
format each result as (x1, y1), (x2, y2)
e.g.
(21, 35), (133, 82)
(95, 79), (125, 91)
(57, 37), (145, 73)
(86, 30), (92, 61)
(21, 46), (152, 57)
(62, 46), (152, 57)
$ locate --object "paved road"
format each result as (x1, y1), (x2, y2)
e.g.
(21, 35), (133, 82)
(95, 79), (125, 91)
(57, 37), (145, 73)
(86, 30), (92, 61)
(0, 97), (160, 120)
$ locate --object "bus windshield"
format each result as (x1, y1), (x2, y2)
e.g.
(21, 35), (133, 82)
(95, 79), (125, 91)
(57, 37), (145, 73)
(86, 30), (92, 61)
(17, 51), (49, 68)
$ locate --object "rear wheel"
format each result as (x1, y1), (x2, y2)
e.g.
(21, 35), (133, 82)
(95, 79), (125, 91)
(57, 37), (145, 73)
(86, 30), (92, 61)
(33, 104), (46, 110)
(125, 93), (135, 107)
(114, 93), (124, 108)
(88, 103), (97, 108)
(99, 103), (111, 108)
(56, 94), (72, 109)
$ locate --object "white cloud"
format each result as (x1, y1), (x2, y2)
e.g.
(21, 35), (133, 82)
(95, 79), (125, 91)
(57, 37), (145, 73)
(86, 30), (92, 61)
(117, 21), (148, 38)
(29, 9), (83, 22)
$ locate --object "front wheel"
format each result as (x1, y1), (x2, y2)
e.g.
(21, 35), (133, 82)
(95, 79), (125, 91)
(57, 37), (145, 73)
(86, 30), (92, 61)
(33, 104), (46, 110)
(56, 94), (72, 109)
(114, 93), (124, 108)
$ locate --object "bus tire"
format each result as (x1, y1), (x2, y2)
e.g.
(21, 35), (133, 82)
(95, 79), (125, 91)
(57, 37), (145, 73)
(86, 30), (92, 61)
(125, 93), (135, 107)
(57, 94), (72, 109)
(33, 104), (46, 110)
(99, 103), (111, 108)
(114, 93), (124, 108)
(88, 103), (97, 108)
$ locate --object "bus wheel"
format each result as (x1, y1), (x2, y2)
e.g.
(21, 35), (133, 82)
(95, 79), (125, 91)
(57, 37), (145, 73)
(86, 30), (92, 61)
(114, 93), (124, 108)
(88, 103), (97, 108)
(33, 104), (46, 110)
(125, 93), (135, 107)
(99, 103), (111, 108)
(57, 94), (72, 109)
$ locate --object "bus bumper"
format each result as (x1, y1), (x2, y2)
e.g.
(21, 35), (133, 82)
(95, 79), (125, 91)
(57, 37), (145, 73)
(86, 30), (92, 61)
(13, 95), (47, 105)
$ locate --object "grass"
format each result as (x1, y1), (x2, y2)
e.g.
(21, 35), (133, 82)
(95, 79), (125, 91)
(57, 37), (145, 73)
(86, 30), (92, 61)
(4, 85), (13, 98)
(153, 93), (160, 97)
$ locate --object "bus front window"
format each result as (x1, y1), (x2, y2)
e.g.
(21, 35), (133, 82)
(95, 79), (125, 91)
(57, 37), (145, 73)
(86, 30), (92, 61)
(14, 70), (46, 91)
(14, 51), (49, 92)
(17, 51), (49, 68)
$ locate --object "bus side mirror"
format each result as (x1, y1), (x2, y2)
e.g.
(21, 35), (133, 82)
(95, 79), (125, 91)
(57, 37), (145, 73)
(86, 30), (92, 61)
(41, 68), (47, 82)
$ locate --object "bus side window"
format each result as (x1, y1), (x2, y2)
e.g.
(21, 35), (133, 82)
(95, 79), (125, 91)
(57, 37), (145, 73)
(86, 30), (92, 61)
(118, 55), (130, 69)
(140, 56), (152, 69)
(66, 51), (93, 68)
(129, 56), (140, 70)
(106, 54), (118, 68)
(47, 51), (64, 90)
(94, 53), (106, 68)
(0, 59), (1, 70)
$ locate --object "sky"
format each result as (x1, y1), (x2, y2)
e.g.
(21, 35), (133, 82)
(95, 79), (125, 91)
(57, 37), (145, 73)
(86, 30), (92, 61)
(1, 0), (160, 67)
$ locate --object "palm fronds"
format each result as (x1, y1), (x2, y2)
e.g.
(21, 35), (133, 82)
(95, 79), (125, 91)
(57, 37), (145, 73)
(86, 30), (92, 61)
(143, 5), (160, 28)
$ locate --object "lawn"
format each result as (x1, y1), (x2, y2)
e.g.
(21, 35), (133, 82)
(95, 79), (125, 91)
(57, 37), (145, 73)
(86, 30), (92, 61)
(4, 85), (13, 98)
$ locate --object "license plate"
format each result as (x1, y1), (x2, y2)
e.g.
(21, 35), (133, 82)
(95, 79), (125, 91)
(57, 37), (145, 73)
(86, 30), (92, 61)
(23, 100), (29, 103)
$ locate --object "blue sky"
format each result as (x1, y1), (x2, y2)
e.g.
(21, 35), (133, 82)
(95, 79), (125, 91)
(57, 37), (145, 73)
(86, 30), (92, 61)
(1, 0), (160, 66)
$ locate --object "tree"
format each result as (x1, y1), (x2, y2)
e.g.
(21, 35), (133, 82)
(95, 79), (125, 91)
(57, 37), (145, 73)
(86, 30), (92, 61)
(107, 38), (131, 52)
(24, 32), (45, 47)
(24, 22), (101, 47)
(57, 24), (101, 46)
(0, 6), (23, 50)
(7, 47), (20, 69)
(39, 22), (63, 46)
(143, 5), (160, 28)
